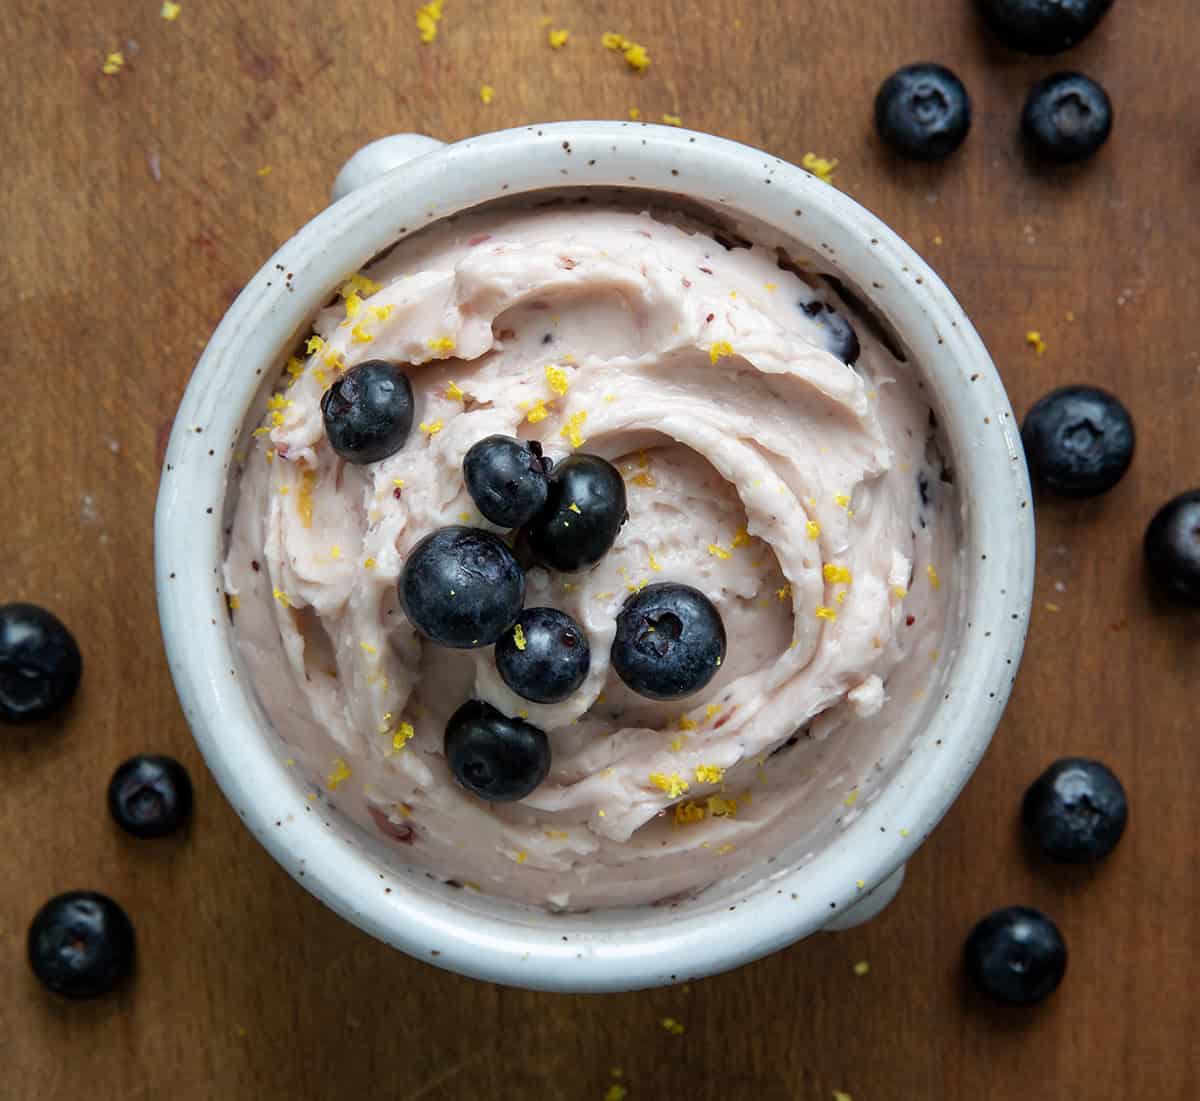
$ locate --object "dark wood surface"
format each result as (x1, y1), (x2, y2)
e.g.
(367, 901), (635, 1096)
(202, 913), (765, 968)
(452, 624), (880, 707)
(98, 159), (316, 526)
(3, 1), (1198, 1098)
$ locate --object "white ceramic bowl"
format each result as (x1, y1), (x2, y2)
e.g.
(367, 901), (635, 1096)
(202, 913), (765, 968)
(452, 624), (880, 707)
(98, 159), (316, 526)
(155, 121), (1035, 992)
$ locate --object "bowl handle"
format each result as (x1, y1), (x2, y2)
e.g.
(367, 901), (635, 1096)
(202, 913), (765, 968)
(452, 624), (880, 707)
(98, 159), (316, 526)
(822, 863), (905, 932)
(331, 134), (446, 202)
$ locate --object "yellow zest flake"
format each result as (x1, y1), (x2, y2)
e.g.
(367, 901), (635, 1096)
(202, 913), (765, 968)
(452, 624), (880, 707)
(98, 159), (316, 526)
(776, 583), (792, 601)
(660, 1017), (685, 1035)
(272, 587), (291, 608)
(416, 0), (443, 43)
(369, 305), (393, 322)
(265, 449), (275, 463)
(278, 486), (291, 495)
(161, 1), (182, 19)
(674, 800), (706, 825)
(514, 850), (528, 864)
(649, 772), (690, 799)
(227, 593), (240, 610)
(899, 827), (911, 838)
(717, 843), (735, 855)
(926, 564), (941, 590)
(342, 272), (383, 297)
(625, 43), (650, 70)
(419, 420), (444, 436)
(351, 324), (374, 344)
(427, 336), (457, 356)
(815, 606), (838, 621)
(892, 585), (908, 598)
(801, 152), (838, 184)
(327, 758), (351, 789)
(393, 479), (405, 488)
(806, 520), (821, 539)
(345, 292), (363, 319)
(707, 795), (738, 818)
(390, 722), (415, 753)
(628, 107), (641, 121)
(513, 624), (527, 651)
(525, 399), (550, 424)
(836, 591), (848, 605)
(101, 51), (124, 75)
(705, 703), (721, 719)
(834, 493), (851, 509)
(732, 527), (750, 548)
(597, 809), (606, 818)
(445, 380), (465, 402)
(285, 356), (304, 379)
(677, 715), (698, 732)
(765, 282), (778, 292)
(648, 551), (662, 572)
(479, 84), (494, 105)
(661, 113), (682, 126)
(544, 364), (570, 396)
(853, 960), (870, 977)
(668, 736), (685, 752)
(708, 543), (731, 560)
(363, 556), (377, 569)
(631, 471), (656, 488)
(547, 27), (569, 48)
(823, 563), (853, 585)
(694, 764), (725, 784)
(545, 829), (569, 840)
(703, 341), (736, 368)
(560, 410), (587, 448)
(601, 31), (625, 49)
(856, 879), (866, 889)
(844, 788), (859, 808)
(306, 335), (326, 355)
(1026, 330), (1047, 355)
(297, 469), (316, 528)
(567, 502), (582, 514)
(359, 641), (377, 655)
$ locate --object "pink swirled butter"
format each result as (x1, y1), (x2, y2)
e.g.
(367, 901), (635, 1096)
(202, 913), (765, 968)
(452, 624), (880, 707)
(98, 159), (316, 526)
(223, 206), (958, 910)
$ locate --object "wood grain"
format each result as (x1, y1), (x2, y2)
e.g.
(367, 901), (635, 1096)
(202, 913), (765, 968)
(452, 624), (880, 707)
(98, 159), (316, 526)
(2, 1), (1197, 1098)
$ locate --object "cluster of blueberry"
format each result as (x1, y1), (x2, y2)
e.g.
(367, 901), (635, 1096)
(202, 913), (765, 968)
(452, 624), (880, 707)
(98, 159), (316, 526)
(874, 0), (1116, 164)
(1, 605), (193, 998)
(321, 360), (727, 804)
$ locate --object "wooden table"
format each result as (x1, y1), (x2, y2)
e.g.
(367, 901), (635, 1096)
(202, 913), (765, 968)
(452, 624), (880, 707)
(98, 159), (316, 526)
(3, 1), (1197, 1097)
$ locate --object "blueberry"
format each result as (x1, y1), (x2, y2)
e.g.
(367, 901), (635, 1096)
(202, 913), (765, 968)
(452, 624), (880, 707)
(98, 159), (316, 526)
(464, 435), (552, 528)
(1144, 490), (1200, 604)
(0, 603), (82, 724)
(28, 891), (135, 998)
(874, 63), (972, 161)
(320, 360), (414, 464)
(965, 906), (1067, 1005)
(611, 583), (726, 700)
(801, 300), (861, 366)
(525, 454), (628, 573)
(400, 526), (525, 648)
(1021, 385), (1134, 496)
(1022, 758), (1127, 863)
(1022, 72), (1113, 162)
(108, 755), (194, 839)
(444, 699), (551, 802)
(976, 0), (1115, 54)
(495, 607), (590, 704)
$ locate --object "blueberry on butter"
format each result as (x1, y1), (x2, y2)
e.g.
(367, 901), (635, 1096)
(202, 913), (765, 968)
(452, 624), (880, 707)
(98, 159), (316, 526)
(320, 360), (414, 463)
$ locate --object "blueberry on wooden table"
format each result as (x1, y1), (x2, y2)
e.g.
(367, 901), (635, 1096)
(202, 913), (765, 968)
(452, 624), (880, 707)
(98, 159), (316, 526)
(495, 607), (590, 704)
(464, 435), (553, 528)
(444, 699), (551, 802)
(320, 360), (414, 463)
(976, 0), (1116, 54)
(1022, 72), (1113, 162)
(399, 526), (525, 648)
(1021, 385), (1133, 496)
(28, 891), (135, 998)
(0, 603), (82, 724)
(108, 755), (194, 839)
(1144, 490), (1200, 604)
(611, 583), (726, 701)
(965, 906), (1067, 1005)
(874, 63), (972, 161)
(524, 453), (628, 573)
(1022, 758), (1127, 863)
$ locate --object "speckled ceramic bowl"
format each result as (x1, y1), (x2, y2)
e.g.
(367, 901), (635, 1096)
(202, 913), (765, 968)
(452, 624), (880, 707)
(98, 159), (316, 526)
(155, 121), (1035, 992)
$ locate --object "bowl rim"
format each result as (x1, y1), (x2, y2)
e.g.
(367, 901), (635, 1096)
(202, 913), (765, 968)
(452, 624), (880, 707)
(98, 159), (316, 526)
(155, 120), (1035, 992)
